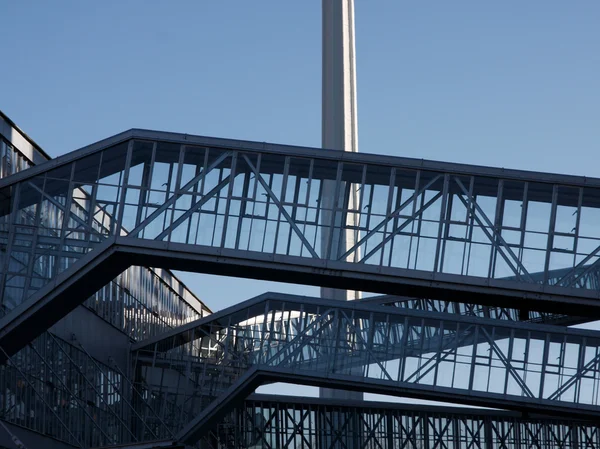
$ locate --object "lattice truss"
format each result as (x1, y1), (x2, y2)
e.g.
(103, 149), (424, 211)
(0, 330), (153, 448)
(3, 132), (600, 316)
(208, 396), (600, 449)
(3, 132), (600, 447)
(2, 299), (598, 446)
(4, 325), (600, 449)
(366, 294), (582, 326)
(125, 293), (600, 445)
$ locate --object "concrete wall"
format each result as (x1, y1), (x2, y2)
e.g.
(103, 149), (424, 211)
(50, 305), (132, 370)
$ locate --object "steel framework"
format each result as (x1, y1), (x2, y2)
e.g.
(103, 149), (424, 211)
(89, 396), (600, 449)
(0, 126), (210, 332)
(4, 131), (600, 307)
(6, 289), (590, 447)
(363, 294), (582, 326)
(216, 394), (600, 449)
(126, 292), (600, 445)
(2, 129), (600, 447)
(3, 131), (600, 357)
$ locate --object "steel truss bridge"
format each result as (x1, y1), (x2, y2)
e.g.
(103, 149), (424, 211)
(1, 129), (600, 447)
(215, 395), (600, 449)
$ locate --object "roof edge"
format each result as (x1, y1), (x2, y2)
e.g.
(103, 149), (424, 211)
(0, 129), (135, 189)
(0, 109), (53, 161)
(3, 127), (600, 191)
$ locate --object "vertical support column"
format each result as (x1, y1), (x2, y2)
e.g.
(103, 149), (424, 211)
(0, 182), (21, 311)
(484, 417), (493, 449)
(320, 0), (363, 402)
(322, 0), (358, 156)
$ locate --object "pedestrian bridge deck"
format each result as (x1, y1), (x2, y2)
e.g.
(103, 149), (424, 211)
(1, 130), (600, 351)
(128, 292), (600, 445)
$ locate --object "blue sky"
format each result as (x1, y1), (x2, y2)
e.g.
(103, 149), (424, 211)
(2, 4), (600, 305)
(2, 1), (598, 174)
(2, 0), (599, 402)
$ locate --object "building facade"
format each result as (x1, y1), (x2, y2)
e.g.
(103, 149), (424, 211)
(0, 111), (211, 448)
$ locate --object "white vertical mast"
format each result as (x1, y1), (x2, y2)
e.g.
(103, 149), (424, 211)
(320, 0), (362, 401)
(322, 0), (359, 156)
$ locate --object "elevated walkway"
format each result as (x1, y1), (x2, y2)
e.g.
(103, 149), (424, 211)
(3, 130), (600, 359)
(125, 293), (600, 444)
(2, 130), (600, 310)
(232, 394), (600, 449)
(87, 394), (600, 448)
(3, 129), (600, 446)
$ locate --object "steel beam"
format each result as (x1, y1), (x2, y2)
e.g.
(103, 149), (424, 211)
(174, 367), (600, 445)
(0, 239), (127, 361)
(4, 129), (600, 192)
(131, 292), (600, 426)
(115, 238), (600, 317)
(237, 394), (600, 449)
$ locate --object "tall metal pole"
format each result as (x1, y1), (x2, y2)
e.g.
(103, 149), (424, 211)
(322, 0), (359, 157)
(320, 0), (363, 401)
